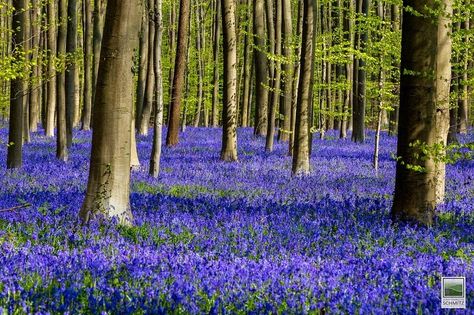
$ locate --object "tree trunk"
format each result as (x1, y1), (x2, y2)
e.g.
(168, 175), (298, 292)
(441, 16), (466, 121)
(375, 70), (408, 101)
(80, 0), (140, 225)
(351, 0), (368, 143)
(45, 0), (57, 137)
(221, 0), (238, 161)
(66, 0), (78, 147)
(7, 0), (26, 169)
(457, 19), (469, 134)
(292, 0), (315, 175)
(138, 3), (156, 136)
(193, 1), (204, 127)
(150, 0), (164, 177)
(82, 0), (93, 130)
(288, 0), (303, 156)
(29, 0), (41, 133)
(388, 4), (400, 136)
(166, 0), (191, 146)
(266, 0), (280, 152)
(391, 0), (452, 226)
(253, 0), (268, 136)
(278, 0), (292, 142)
(240, 0), (251, 127)
(56, 0), (68, 161)
(211, 0), (221, 127)
(92, 0), (107, 108)
(135, 7), (149, 132)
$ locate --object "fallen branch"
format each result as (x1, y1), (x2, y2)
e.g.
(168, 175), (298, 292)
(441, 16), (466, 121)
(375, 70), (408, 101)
(0, 203), (31, 213)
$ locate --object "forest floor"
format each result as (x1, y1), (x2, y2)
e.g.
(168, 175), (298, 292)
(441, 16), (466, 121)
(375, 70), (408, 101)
(0, 127), (473, 313)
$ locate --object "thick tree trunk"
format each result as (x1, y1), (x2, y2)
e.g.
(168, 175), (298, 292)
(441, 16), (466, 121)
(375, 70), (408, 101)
(56, 0), (68, 161)
(7, 0), (26, 169)
(253, 0), (268, 136)
(150, 0), (164, 177)
(80, 0), (139, 225)
(66, 0), (78, 147)
(292, 0), (315, 175)
(82, 0), (93, 130)
(221, 0), (238, 161)
(166, 0), (191, 146)
(392, 0), (452, 226)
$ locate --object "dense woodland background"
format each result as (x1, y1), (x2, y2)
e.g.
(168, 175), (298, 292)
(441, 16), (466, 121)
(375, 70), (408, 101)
(0, 0), (473, 312)
(1, 0), (472, 139)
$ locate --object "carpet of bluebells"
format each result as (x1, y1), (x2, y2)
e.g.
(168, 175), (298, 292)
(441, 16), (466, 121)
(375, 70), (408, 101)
(0, 126), (473, 314)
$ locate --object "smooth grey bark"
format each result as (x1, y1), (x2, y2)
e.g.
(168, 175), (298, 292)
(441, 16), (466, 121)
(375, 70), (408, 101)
(45, 0), (57, 137)
(292, 0), (316, 175)
(253, 0), (268, 136)
(211, 0), (221, 127)
(220, 0), (238, 161)
(66, 0), (78, 147)
(56, 0), (68, 161)
(80, 0), (140, 225)
(278, 0), (292, 142)
(82, 0), (93, 130)
(150, 0), (164, 177)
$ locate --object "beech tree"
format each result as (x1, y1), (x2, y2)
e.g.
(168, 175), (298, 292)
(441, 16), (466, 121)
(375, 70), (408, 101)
(150, 0), (164, 177)
(220, 0), (238, 161)
(7, 0), (26, 169)
(253, 0), (268, 137)
(80, 0), (140, 224)
(166, 0), (191, 146)
(391, 0), (453, 226)
(292, 0), (316, 175)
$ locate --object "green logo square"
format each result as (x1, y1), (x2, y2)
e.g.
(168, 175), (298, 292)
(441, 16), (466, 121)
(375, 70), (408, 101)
(443, 278), (465, 298)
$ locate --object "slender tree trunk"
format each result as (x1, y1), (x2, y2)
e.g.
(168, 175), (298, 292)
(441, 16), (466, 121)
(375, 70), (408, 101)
(351, 0), (368, 143)
(7, 0), (26, 169)
(457, 19), (469, 134)
(193, 1), (204, 127)
(66, 0), (78, 147)
(22, 1), (30, 144)
(82, 0), (93, 130)
(166, 0), (191, 146)
(211, 0), (221, 127)
(392, 0), (452, 226)
(29, 0), (41, 133)
(278, 0), (292, 142)
(150, 0), (164, 177)
(221, 0), (238, 161)
(253, 0), (268, 136)
(292, 0), (315, 175)
(80, 0), (140, 225)
(135, 7), (149, 131)
(388, 4), (400, 136)
(240, 0), (251, 128)
(45, 0), (57, 137)
(266, 0), (282, 151)
(139, 3), (156, 136)
(56, 0), (68, 161)
(288, 0), (303, 156)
